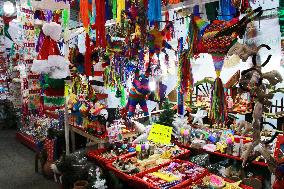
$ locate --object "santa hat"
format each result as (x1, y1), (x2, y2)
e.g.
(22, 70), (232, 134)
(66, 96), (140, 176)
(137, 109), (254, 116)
(31, 22), (70, 79)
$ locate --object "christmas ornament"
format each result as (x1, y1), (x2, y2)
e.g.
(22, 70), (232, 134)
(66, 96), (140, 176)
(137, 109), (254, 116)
(31, 22), (70, 79)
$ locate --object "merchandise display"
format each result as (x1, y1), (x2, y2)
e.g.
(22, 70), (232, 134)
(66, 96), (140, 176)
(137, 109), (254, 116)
(1, 0), (284, 189)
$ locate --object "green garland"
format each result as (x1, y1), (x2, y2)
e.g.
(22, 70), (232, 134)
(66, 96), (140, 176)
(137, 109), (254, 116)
(44, 75), (65, 89)
(44, 96), (65, 106)
(279, 0), (284, 37)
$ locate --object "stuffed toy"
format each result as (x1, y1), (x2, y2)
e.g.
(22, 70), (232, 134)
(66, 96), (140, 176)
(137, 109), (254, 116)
(125, 68), (151, 117)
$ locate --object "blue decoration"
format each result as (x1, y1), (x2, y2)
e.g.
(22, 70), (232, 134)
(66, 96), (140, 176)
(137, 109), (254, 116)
(148, 0), (161, 25)
(218, 0), (236, 21)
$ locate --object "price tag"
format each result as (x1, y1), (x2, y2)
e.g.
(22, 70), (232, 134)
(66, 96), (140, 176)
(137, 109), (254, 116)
(148, 124), (172, 144)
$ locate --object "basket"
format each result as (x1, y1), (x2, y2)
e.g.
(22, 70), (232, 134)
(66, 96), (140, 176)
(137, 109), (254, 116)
(184, 174), (254, 189)
(105, 161), (136, 183)
(173, 147), (191, 159)
(134, 159), (208, 189)
(87, 148), (135, 167)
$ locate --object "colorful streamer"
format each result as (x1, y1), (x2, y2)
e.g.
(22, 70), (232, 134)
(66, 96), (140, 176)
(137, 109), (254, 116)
(95, 0), (106, 48)
(117, 0), (125, 23)
(148, 0), (162, 24)
(80, 0), (90, 30)
(112, 0), (117, 19)
(218, 0), (236, 21)
(62, 9), (69, 29)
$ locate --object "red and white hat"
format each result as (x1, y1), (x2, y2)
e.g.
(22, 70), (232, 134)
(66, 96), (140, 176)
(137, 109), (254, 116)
(31, 22), (70, 79)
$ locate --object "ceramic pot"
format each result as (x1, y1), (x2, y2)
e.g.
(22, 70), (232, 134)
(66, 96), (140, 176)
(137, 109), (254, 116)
(73, 180), (88, 189)
(43, 161), (53, 179)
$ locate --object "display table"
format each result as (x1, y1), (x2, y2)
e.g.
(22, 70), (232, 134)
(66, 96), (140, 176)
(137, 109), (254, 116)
(16, 132), (39, 152)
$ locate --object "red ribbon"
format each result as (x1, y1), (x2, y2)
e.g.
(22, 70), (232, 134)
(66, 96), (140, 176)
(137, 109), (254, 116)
(85, 33), (92, 76)
(95, 0), (106, 48)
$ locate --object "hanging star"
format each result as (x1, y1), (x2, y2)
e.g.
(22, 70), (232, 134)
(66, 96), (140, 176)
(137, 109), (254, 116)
(191, 109), (207, 125)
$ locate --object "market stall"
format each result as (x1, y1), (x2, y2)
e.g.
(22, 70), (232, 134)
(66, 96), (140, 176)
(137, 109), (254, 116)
(2, 0), (284, 188)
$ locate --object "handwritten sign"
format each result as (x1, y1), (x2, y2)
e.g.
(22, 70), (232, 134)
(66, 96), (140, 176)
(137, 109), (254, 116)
(148, 124), (172, 144)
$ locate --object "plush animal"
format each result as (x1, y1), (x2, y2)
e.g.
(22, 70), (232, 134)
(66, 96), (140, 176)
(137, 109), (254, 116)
(125, 68), (151, 117)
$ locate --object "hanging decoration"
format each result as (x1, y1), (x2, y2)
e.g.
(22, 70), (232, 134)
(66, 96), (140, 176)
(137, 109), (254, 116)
(210, 54), (227, 126)
(80, 0), (90, 31)
(279, 0), (284, 67)
(112, 0), (117, 19)
(218, 0), (236, 21)
(31, 0), (70, 11)
(148, 0), (162, 24)
(148, 22), (174, 66)
(125, 68), (151, 117)
(62, 9), (69, 29)
(31, 22), (70, 79)
(85, 33), (92, 76)
(93, 0), (106, 48)
(116, 0), (125, 23)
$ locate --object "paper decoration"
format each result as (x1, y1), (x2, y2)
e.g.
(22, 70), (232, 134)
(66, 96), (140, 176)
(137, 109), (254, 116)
(31, 0), (70, 11)
(148, 124), (172, 144)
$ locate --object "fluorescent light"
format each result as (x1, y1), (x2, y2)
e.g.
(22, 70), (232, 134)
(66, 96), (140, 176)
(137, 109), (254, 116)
(4, 1), (15, 15)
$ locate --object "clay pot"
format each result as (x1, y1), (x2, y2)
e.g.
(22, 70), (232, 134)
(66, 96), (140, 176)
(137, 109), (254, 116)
(43, 161), (54, 179)
(73, 180), (88, 189)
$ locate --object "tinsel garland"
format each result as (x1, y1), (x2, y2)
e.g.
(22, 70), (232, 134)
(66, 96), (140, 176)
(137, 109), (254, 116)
(187, 16), (199, 55)
(218, 0), (236, 21)
(177, 38), (185, 115)
(148, 0), (162, 24)
(62, 9), (69, 29)
(85, 33), (92, 76)
(209, 77), (226, 125)
(169, 0), (180, 4)
(120, 85), (126, 106)
(95, 0), (106, 48)
(44, 138), (55, 161)
(279, 0), (284, 37)
(44, 96), (65, 106)
(165, 11), (171, 41)
(80, 0), (90, 30)
(178, 52), (193, 94)
(44, 75), (65, 89)
(116, 0), (125, 23)
(105, 0), (112, 20)
(112, 0), (117, 19)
